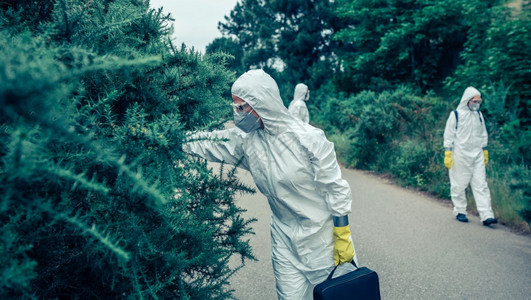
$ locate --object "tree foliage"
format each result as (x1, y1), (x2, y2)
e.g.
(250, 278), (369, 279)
(206, 36), (246, 76)
(218, 0), (341, 90)
(1, 0), (255, 298)
(333, 0), (498, 93)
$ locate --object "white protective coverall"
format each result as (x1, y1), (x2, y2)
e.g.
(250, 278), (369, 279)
(288, 83), (310, 124)
(183, 70), (356, 299)
(443, 87), (495, 221)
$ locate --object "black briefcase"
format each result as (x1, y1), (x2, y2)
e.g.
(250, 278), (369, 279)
(313, 261), (381, 300)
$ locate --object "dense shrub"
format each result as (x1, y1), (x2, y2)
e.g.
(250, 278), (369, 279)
(317, 87), (441, 168)
(0, 1), (255, 298)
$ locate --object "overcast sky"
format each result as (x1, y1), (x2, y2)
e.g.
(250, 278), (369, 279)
(149, 0), (239, 53)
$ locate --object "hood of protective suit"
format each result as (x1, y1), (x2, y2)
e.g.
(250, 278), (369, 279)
(231, 69), (298, 135)
(293, 83), (309, 102)
(457, 87), (481, 112)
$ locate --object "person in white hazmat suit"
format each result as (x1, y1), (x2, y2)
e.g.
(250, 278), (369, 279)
(443, 86), (498, 226)
(183, 69), (357, 299)
(288, 83), (310, 124)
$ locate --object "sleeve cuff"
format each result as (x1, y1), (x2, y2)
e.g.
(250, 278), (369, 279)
(333, 215), (349, 227)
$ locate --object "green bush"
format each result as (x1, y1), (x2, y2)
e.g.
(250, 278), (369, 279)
(388, 139), (431, 187)
(318, 86), (441, 170)
(504, 165), (531, 226)
(1, 1), (255, 298)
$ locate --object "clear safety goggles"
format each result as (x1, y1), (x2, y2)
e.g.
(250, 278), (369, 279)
(230, 102), (252, 113)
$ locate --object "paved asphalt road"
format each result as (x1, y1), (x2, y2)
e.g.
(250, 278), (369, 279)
(226, 165), (531, 300)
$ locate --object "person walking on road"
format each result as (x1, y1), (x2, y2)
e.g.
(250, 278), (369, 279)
(183, 69), (356, 299)
(288, 83), (310, 124)
(443, 86), (498, 226)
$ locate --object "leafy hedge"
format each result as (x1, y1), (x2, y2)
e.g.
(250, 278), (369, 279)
(1, 0), (255, 298)
(315, 87), (448, 196)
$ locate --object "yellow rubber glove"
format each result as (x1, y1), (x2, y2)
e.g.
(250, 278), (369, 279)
(444, 150), (453, 169)
(333, 225), (354, 266)
(483, 150), (488, 166)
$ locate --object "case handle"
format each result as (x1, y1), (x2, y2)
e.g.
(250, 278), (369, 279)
(327, 260), (359, 281)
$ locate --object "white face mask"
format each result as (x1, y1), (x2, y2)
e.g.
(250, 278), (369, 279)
(469, 103), (480, 111)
